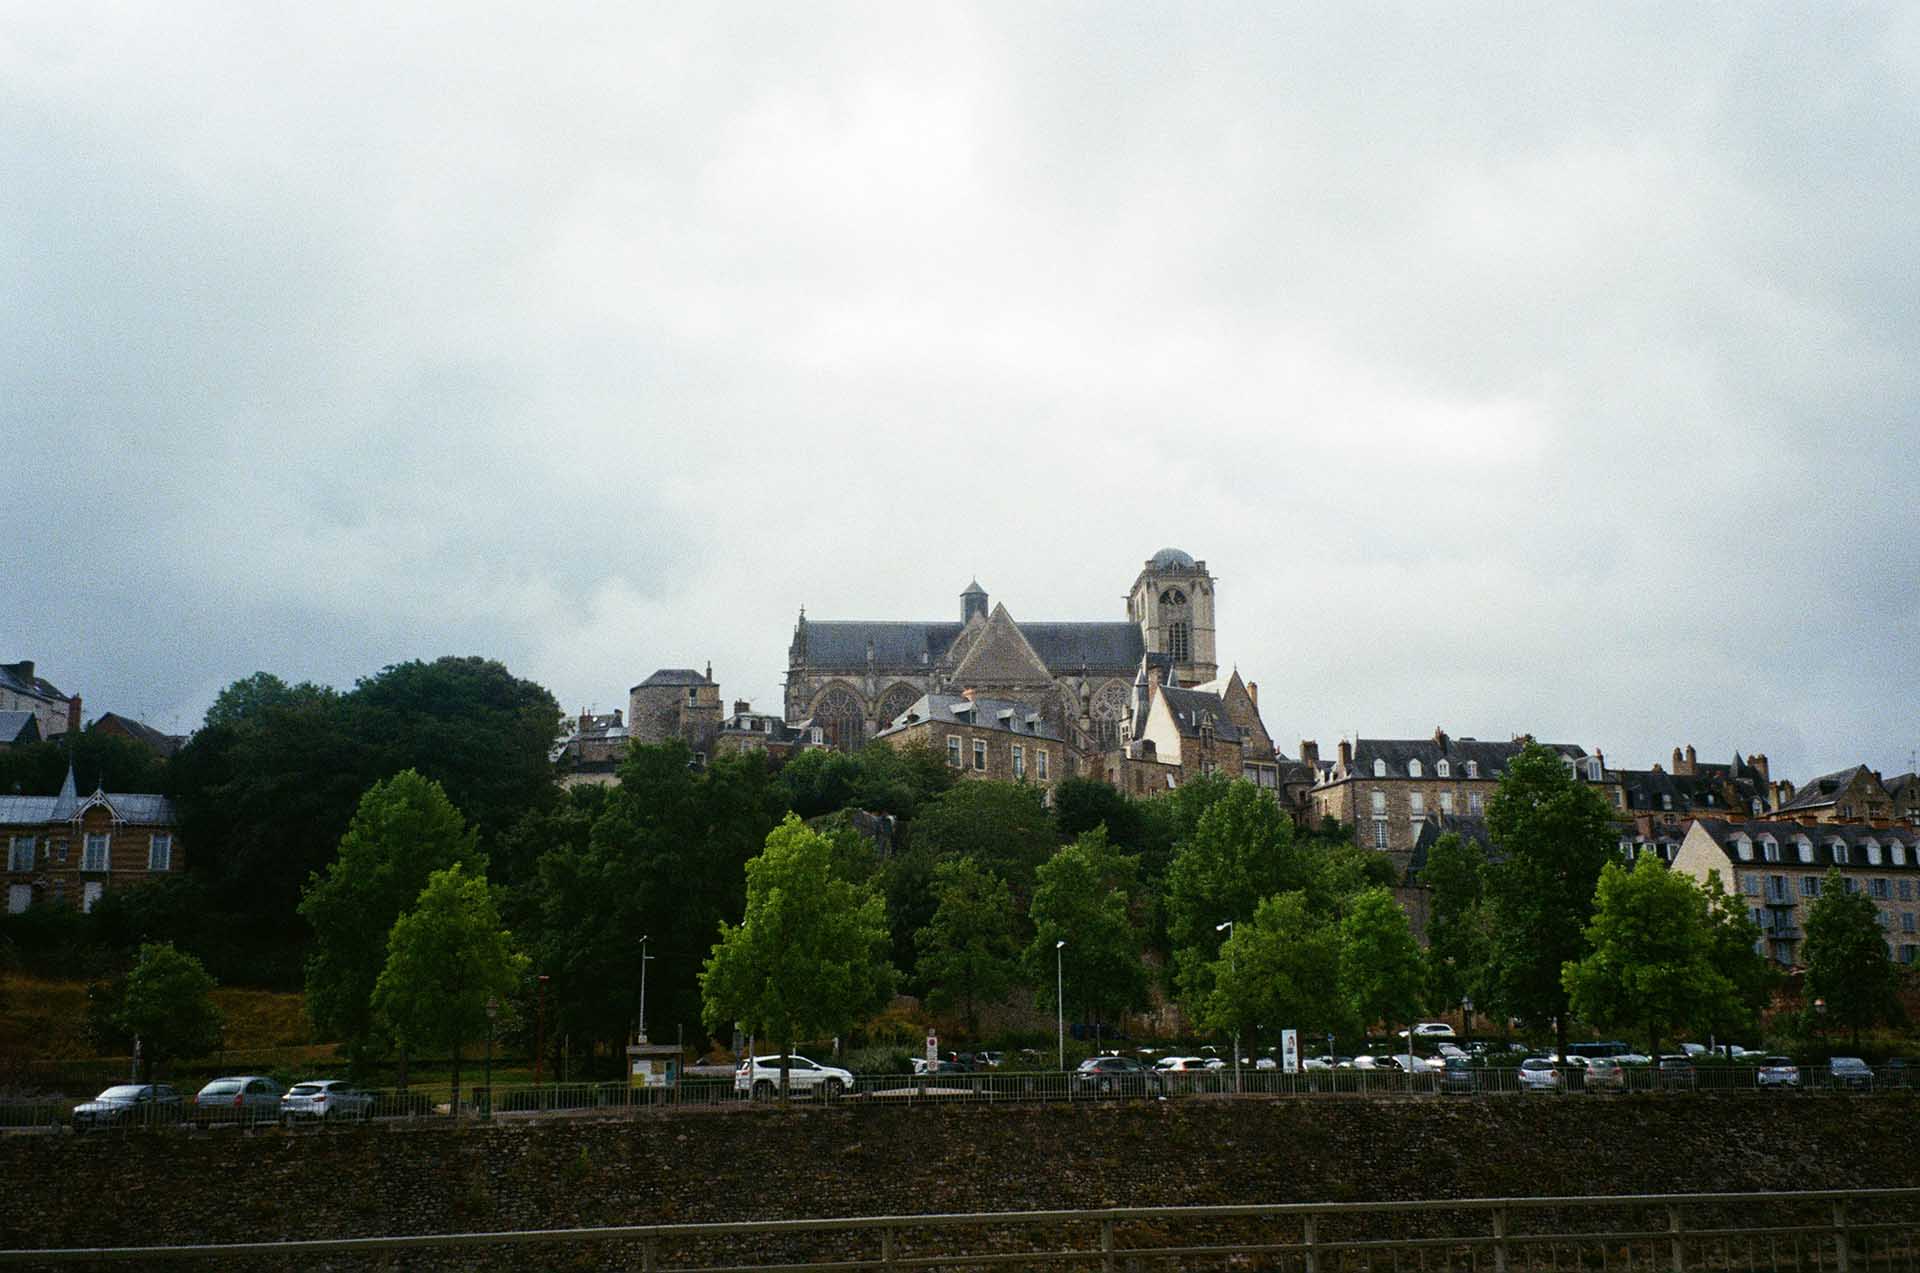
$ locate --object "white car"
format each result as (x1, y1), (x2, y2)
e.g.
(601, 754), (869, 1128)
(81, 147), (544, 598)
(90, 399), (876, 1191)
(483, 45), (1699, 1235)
(1517, 1057), (1564, 1091)
(1154, 1056), (1209, 1072)
(1436, 1043), (1468, 1060)
(1402, 1022), (1457, 1039)
(735, 1055), (854, 1100)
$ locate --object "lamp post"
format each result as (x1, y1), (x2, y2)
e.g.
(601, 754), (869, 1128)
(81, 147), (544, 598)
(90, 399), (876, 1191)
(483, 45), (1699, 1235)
(482, 996), (498, 1121)
(1814, 997), (1828, 1059)
(1055, 939), (1066, 1072)
(637, 935), (654, 1044)
(535, 974), (550, 1087)
(1462, 996), (1474, 1058)
(1216, 920), (1240, 1093)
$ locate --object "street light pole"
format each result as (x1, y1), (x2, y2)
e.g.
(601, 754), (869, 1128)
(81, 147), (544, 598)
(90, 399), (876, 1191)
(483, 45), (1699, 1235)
(637, 935), (654, 1044)
(483, 996), (498, 1121)
(535, 974), (550, 1087)
(1216, 920), (1239, 1093)
(1055, 939), (1066, 1072)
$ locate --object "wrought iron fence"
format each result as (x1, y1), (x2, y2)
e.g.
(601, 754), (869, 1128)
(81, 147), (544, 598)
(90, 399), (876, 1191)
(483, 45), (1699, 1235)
(3, 1188), (1916, 1269)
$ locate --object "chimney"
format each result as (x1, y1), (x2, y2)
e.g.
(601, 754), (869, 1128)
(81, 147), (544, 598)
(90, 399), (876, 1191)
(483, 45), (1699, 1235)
(1595, 749), (1606, 770)
(579, 709), (593, 732)
(611, 709), (622, 727)
(1338, 739), (1353, 772)
(1671, 747), (1684, 773)
(1434, 726), (1449, 750)
(1147, 665), (1163, 689)
(1300, 739), (1320, 769)
(1751, 753), (1769, 783)
(1652, 763), (1665, 774)
(1685, 744), (1697, 774)
(1247, 681), (1258, 708)
(67, 694), (81, 736)
(961, 687), (976, 702)
(733, 700), (750, 716)
(17, 661), (32, 681)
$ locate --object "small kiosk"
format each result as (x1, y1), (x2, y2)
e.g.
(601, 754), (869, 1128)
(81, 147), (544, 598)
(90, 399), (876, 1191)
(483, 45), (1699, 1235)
(626, 1033), (680, 1100)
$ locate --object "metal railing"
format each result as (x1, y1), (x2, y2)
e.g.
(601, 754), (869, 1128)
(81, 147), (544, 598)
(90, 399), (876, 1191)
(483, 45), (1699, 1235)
(3, 1188), (1917, 1268)
(4, 1064), (1914, 1132)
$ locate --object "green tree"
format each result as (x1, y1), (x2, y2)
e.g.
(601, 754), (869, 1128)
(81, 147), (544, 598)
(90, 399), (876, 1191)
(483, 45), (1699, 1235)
(1198, 891), (1353, 1046)
(701, 816), (895, 1103)
(299, 770), (482, 1066)
(1421, 832), (1493, 1015)
(202, 671), (302, 729)
(1482, 742), (1618, 1060)
(1165, 781), (1305, 1014)
(1338, 887), (1426, 1047)
(913, 858), (1020, 1038)
(1562, 855), (1737, 1060)
(1802, 868), (1905, 1049)
(117, 942), (224, 1079)
(371, 864), (529, 1117)
(1024, 828), (1148, 1036)
(911, 780), (1058, 902)
(0, 732), (168, 802)
(777, 749), (862, 818)
(1700, 869), (1776, 1043)
(852, 740), (956, 819)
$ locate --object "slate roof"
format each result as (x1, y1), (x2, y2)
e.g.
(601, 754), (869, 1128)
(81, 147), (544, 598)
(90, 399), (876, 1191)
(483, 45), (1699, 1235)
(1689, 818), (1919, 870)
(1157, 686), (1242, 742)
(0, 789), (177, 827)
(874, 693), (1062, 741)
(91, 712), (186, 758)
(1351, 736), (1585, 777)
(797, 619), (1145, 673)
(1615, 767), (1755, 815)
(0, 711), (39, 746)
(1407, 814), (1496, 880)
(633, 668), (715, 690)
(0, 662), (66, 702)
(1148, 547), (1195, 570)
(1775, 766), (1870, 812)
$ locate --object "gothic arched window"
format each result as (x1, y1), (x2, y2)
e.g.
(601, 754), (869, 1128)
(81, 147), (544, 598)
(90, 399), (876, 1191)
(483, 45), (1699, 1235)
(1090, 680), (1129, 748)
(875, 682), (921, 731)
(810, 684), (866, 752)
(1168, 621), (1191, 662)
(1158, 588), (1188, 606)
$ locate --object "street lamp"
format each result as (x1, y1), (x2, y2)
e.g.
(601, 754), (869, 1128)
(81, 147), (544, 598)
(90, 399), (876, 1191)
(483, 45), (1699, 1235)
(1462, 996), (1474, 1058)
(1216, 920), (1240, 1093)
(1814, 997), (1828, 1058)
(482, 996), (498, 1121)
(535, 974), (550, 1087)
(1055, 939), (1067, 1072)
(637, 935), (655, 1044)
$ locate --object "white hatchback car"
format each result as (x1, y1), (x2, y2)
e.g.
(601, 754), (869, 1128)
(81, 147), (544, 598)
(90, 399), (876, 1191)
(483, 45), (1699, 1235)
(1517, 1057), (1564, 1091)
(736, 1055), (854, 1100)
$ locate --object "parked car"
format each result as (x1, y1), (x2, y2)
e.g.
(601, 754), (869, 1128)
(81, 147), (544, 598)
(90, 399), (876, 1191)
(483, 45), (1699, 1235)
(1656, 1055), (1696, 1089)
(1614, 1052), (1652, 1066)
(1071, 1055), (1164, 1097)
(1436, 1042), (1469, 1060)
(973, 1051), (1005, 1069)
(71, 1084), (184, 1132)
(1153, 1056), (1207, 1072)
(1756, 1057), (1801, 1089)
(1828, 1057), (1874, 1092)
(735, 1055), (854, 1099)
(1584, 1058), (1627, 1093)
(192, 1076), (286, 1128)
(1517, 1058), (1563, 1091)
(1403, 1022), (1457, 1039)
(1439, 1057), (1477, 1094)
(1253, 1057), (1278, 1071)
(279, 1079), (376, 1124)
(912, 1059), (970, 1077)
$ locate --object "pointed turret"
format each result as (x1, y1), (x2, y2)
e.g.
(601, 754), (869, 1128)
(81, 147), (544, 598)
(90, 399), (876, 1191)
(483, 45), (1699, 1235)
(51, 764), (78, 821)
(960, 579), (989, 623)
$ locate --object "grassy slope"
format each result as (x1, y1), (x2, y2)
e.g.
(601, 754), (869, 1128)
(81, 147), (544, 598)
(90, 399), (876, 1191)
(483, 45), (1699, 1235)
(0, 973), (319, 1064)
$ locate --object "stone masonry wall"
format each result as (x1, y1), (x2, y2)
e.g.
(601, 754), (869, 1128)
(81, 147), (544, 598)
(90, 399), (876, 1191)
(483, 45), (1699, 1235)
(2, 1095), (1917, 1269)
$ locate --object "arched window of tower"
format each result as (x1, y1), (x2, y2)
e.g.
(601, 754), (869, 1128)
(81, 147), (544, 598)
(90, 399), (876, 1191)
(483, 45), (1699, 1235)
(1168, 622), (1191, 663)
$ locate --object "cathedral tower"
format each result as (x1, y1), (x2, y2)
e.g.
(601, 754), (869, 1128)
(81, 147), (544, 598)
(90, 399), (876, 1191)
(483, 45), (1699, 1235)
(1127, 548), (1217, 684)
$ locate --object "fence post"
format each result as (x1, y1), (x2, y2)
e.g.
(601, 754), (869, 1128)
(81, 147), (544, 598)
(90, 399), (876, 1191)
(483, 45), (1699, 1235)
(642, 1238), (658, 1272)
(1832, 1198), (1852, 1273)
(1667, 1203), (1684, 1272)
(1302, 1211), (1318, 1273)
(882, 1226), (896, 1272)
(1492, 1206), (1509, 1273)
(1101, 1219), (1116, 1273)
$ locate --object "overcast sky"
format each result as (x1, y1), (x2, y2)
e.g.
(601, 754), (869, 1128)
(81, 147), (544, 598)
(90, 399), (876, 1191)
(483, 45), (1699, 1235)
(6, 4), (1917, 784)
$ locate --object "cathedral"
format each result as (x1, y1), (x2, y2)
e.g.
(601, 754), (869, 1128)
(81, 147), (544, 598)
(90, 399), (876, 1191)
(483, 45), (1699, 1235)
(783, 549), (1283, 792)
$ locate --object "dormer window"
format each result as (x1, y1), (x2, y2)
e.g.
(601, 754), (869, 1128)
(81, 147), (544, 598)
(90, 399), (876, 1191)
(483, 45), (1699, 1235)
(1586, 759), (1602, 781)
(1661, 794), (1672, 811)
(1734, 837), (1754, 861)
(1892, 842), (1908, 866)
(1373, 759), (1386, 778)
(1831, 841), (1850, 865)
(1865, 840), (1882, 866)
(1465, 761), (1479, 779)
(1436, 759), (1450, 778)
(1761, 837), (1780, 862)
(1408, 759), (1423, 778)
(1796, 838), (1813, 863)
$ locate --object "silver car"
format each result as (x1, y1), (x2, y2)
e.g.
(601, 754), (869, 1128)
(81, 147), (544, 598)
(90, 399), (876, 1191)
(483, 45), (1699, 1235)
(192, 1075), (286, 1128)
(281, 1079), (375, 1124)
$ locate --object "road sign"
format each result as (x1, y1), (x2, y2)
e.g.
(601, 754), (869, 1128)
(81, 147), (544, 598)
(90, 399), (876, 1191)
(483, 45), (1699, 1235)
(926, 1033), (938, 1064)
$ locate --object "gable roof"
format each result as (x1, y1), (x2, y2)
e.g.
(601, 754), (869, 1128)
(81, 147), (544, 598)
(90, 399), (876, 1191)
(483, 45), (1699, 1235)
(1156, 685), (1243, 741)
(0, 786), (177, 828)
(90, 712), (186, 758)
(950, 604), (1056, 686)
(0, 662), (66, 703)
(1688, 817), (1917, 870)
(1351, 736), (1585, 776)
(633, 668), (715, 690)
(875, 692), (1062, 741)
(0, 711), (40, 746)
(1775, 766), (1872, 812)
(794, 617), (1145, 675)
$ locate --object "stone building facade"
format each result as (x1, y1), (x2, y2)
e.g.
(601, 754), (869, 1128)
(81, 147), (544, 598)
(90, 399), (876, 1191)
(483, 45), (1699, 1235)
(783, 548), (1222, 756)
(3, 768), (181, 914)
(873, 691), (1064, 786)
(0, 661), (76, 740)
(627, 667), (722, 761)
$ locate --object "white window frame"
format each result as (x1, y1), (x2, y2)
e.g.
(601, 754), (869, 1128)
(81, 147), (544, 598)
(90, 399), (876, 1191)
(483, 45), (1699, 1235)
(946, 735), (962, 768)
(148, 833), (172, 872)
(1370, 790), (1387, 815)
(1865, 840), (1882, 865)
(1465, 761), (1479, 779)
(1436, 759), (1450, 778)
(1796, 838), (1814, 864)
(1409, 792), (1425, 817)
(1761, 837), (1780, 862)
(1036, 749), (1048, 781)
(7, 836), (34, 873)
(972, 739), (987, 772)
(1372, 819), (1388, 849)
(81, 881), (104, 913)
(1408, 759), (1423, 778)
(1012, 744), (1025, 780)
(82, 833), (111, 873)
(1831, 841), (1850, 865)
(1439, 792), (1454, 814)
(1734, 837), (1754, 861)
(1468, 792), (1484, 814)
(1372, 759), (1386, 777)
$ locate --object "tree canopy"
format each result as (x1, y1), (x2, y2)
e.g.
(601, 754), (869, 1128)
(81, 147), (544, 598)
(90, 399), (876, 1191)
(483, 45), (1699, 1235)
(1198, 890), (1352, 1044)
(1165, 780), (1304, 1012)
(117, 942), (224, 1079)
(914, 858), (1020, 1038)
(371, 863), (528, 1114)
(1024, 827), (1148, 1029)
(1801, 867), (1905, 1048)
(700, 816), (894, 1100)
